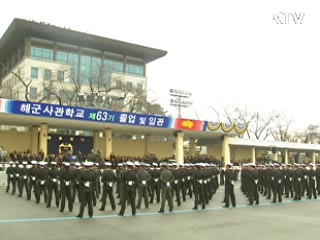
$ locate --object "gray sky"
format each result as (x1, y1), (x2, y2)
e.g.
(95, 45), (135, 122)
(0, 0), (319, 129)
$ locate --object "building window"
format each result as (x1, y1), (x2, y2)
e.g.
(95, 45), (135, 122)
(57, 71), (64, 81)
(104, 59), (124, 73)
(44, 69), (52, 81)
(31, 67), (38, 79)
(57, 51), (79, 81)
(43, 89), (50, 99)
(126, 64), (144, 76)
(137, 83), (143, 93)
(30, 87), (37, 100)
(116, 80), (122, 89)
(127, 81), (133, 92)
(31, 47), (54, 61)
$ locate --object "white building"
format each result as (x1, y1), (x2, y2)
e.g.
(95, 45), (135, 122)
(0, 18), (167, 112)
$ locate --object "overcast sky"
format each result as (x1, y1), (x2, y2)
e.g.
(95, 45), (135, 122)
(0, 0), (319, 129)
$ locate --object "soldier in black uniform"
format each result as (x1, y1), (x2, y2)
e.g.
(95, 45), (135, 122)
(284, 164), (294, 198)
(72, 162), (82, 203)
(247, 164), (259, 206)
(117, 163), (127, 206)
(224, 163), (236, 208)
(46, 162), (60, 208)
(136, 163), (152, 209)
(11, 162), (20, 195)
(118, 161), (137, 216)
(308, 163), (317, 199)
(158, 162), (174, 213)
(149, 163), (161, 204)
(76, 162), (96, 218)
(5, 161), (14, 193)
(27, 160), (38, 200)
(220, 167), (225, 186)
(301, 164), (310, 197)
(293, 164), (303, 201)
(60, 162), (74, 212)
(35, 162), (49, 204)
(91, 163), (101, 207)
(192, 163), (206, 210)
(99, 162), (117, 211)
(18, 162), (29, 198)
(271, 164), (283, 203)
(171, 163), (182, 206)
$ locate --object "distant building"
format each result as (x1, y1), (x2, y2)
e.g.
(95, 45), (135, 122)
(0, 18), (167, 112)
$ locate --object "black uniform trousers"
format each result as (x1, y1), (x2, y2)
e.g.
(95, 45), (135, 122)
(225, 181), (236, 207)
(100, 184), (116, 210)
(47, 181), (60, 207)
(60, 184), (73, 212)
(193, 182), (206, 210)
(119, 185), (136, 215)
(78, 190), (94, 217)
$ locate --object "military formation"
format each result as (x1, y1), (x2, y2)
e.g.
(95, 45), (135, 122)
(5, 160), (319, 218)
(5, 160), (227, 217)
(240, 163), (319, 205)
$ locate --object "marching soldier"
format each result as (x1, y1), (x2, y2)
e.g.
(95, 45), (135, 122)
(27, 160), (38, 200)
(224, 163), (236, 208)
(60, 162), (73, 212)
(149, 163), (161, 204)
(72, 162), (82, 203)
(301, 164), (310, 197)
(136, 163), (152, 209)
(247, 164), (259, 206)
(293, 164), (303, 201)
(46, 161), (60, 208)
(192, 163), (206, 210)
(11, 162), (20, 195)
(284, 164), (294, 198)
(158, 162), (174, 213)
(76, 162), (96, 218)
(271, 164), (283, 203)
(99, 162), (117, 211)
(171, 163), (182, 206)
(35, 161), (49, 204)
(5, 161), (14, 193)
(18, 161), (29, 198)
(308, 163), (317, 199)
(118, 161), (137, 216)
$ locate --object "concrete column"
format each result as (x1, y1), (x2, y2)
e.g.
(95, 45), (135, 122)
(93, 131), (100, 154)
(30, 126), (39, 155)
(251, 147), (256, 165)
(312, 151), (316, 165)
(104, 129), (113, 160)
(25, 37), (31, 57)
(284, 149), (288, 165)
(39, 123), (48, 158)
(189, 138), (196, 157)
(222, 135), (231, 166)
(274, 152), (278, 162)
(175, 131), (184, 166)
(144, 134), (151, 155)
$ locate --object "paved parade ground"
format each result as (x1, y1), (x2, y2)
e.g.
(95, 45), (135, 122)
(1, 182), (320, 240)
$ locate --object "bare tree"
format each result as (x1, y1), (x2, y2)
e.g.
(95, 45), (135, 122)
(0, 63), (32, 101)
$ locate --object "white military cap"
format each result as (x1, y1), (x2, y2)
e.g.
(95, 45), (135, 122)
(83, 162), (93, 167)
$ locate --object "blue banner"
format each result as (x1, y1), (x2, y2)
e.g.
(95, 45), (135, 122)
(1, 99), (175, 129)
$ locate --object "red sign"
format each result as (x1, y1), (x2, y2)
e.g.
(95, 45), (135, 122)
(175, 119), (206, 131)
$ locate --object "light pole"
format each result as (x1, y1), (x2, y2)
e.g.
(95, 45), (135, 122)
(169, 89), (192, 118)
